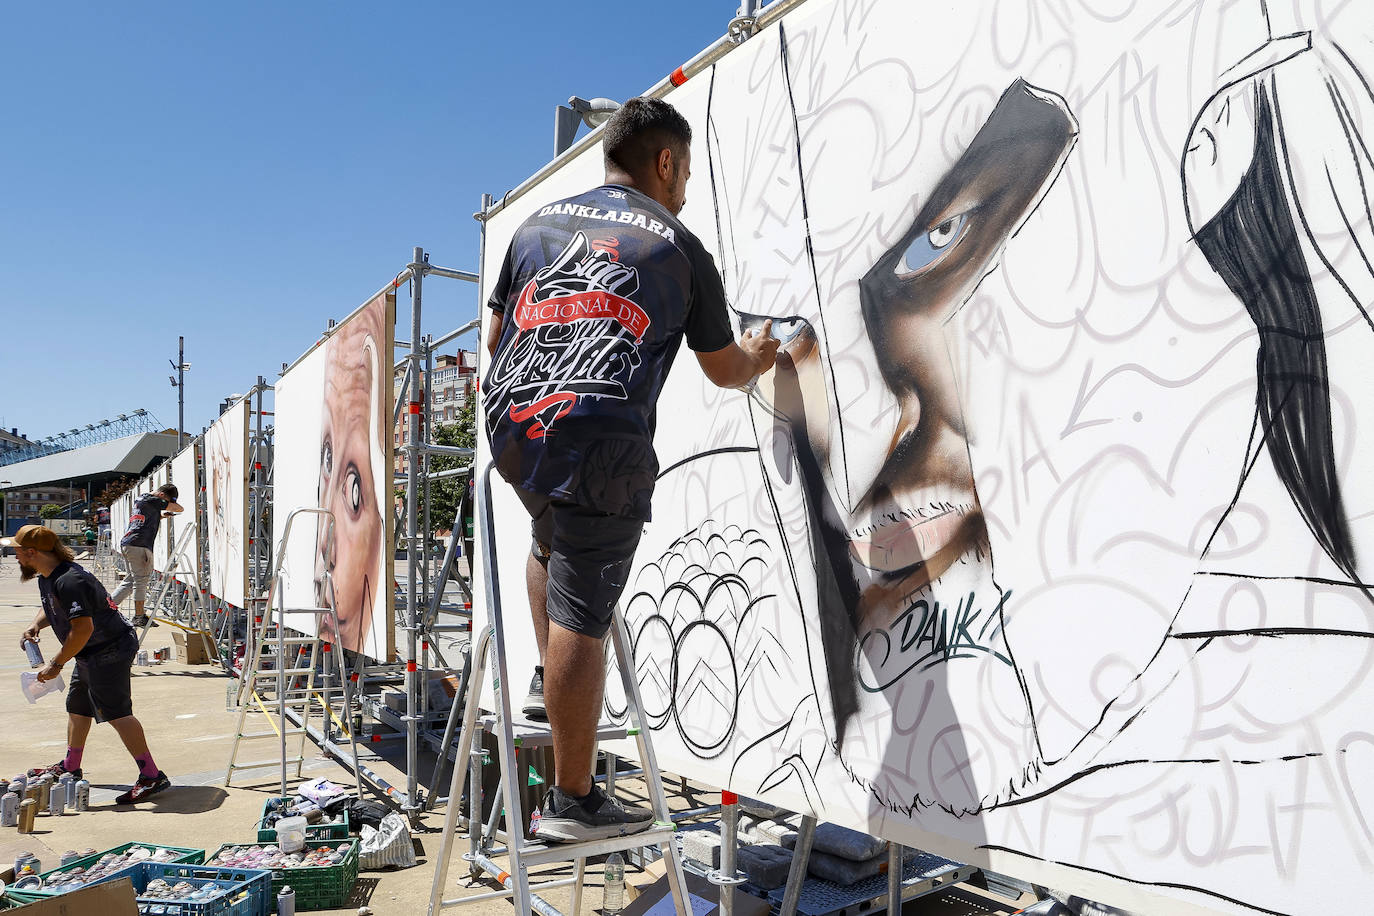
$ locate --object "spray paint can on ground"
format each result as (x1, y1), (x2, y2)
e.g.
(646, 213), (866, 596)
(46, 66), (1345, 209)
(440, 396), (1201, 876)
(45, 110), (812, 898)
(276, 885), (295, 916)
(62, 774), (76, 808)
(22, 639), (43, 668)
(14, 852), (38, 875)
(47, 785), (64, 816)
(1, 792), (18, 826)
(136, 650), (149, 667)
(35, 776), (51, 811)
(59, 850), (80, 867)
(75, 779), (90, 811)
(17, 799), (37, 833)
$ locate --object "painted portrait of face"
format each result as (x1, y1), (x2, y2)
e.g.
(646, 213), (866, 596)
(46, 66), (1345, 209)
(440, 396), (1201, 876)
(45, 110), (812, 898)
(313, 296), (390, 656)
(736, 77), (1077, 812)
(207, 404), (243, 604)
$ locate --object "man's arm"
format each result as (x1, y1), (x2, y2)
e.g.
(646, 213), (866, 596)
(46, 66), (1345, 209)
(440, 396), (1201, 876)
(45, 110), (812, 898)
(162, 500), (185, 517)
(38, 618), (92, 682)
(486, 311), (504, 359)
(20, 612), (50, 648)
(696, 320), (780, 389)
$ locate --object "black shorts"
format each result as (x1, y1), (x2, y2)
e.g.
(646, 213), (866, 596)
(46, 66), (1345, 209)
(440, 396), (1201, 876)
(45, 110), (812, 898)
(67, 631), (138, 722)
(515, 489), (644, 640)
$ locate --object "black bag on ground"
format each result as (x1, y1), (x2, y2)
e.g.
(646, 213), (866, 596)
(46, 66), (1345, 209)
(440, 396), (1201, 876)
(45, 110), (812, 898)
(347, 799), (391, 832)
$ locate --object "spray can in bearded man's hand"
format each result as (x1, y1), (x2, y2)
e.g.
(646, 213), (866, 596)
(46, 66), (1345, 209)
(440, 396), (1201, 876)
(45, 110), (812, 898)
(22, 639), (43, 668)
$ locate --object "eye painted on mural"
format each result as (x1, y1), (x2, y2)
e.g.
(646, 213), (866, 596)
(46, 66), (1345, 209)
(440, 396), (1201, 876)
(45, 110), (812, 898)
(737, 312), (812, 348)
(893, 210), (973, 279)
(321, 437), (333, 479)
(344, 466), (363, 516)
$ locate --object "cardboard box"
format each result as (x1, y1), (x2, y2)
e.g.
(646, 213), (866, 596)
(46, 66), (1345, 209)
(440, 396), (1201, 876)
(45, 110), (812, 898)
(622, 867), (770, 916)
(6, 877), (139, 915)
(172, 629), (211, 664)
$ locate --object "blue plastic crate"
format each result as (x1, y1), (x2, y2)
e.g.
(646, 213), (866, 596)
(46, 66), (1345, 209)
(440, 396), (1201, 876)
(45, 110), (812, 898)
(116, 861), (273, 916)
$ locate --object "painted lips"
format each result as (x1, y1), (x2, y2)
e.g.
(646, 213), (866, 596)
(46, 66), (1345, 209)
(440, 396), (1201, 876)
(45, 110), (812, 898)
(848, 507), (967, 574)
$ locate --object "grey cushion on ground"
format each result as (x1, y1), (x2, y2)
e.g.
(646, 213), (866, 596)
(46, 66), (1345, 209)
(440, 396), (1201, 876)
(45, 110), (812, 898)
(739, 795), (792, 820)
(737, 844), (793, 890)
(807, 848), (889, 885)
(782, 822), (887, 861)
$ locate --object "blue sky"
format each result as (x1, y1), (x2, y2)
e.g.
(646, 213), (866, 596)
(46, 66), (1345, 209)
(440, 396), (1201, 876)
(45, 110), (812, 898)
(0, 2), (740, 441)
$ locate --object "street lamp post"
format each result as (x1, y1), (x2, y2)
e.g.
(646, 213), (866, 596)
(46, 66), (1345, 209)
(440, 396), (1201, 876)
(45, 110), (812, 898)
(169, 336), (191, 450)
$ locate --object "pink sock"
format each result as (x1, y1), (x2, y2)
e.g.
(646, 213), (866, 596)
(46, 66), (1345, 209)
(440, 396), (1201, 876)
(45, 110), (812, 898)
(63, 747), (83, 771)
(134, 752), (158, 779)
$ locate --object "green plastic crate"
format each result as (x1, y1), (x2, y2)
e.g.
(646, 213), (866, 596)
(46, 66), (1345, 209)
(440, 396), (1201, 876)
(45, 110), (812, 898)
(210, 840), (357, 912)
(255, 797), (350, 842)
(4, 842), (206, 904)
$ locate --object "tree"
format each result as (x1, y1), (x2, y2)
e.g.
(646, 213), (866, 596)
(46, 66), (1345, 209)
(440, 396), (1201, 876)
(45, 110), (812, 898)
(96, 476), (137, 507)
(429, 402), (476, 536)
(39, 504), (63, 519)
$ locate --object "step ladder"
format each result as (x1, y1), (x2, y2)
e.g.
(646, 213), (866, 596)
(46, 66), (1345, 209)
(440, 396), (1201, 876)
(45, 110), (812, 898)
(137, 522), (216, 660)
(427, 464), (692, 916)
(225, 508), (363, 797)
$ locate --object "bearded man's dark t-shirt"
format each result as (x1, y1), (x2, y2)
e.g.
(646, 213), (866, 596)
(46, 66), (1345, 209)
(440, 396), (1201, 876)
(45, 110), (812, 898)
(38, 561), (135, 658)
(484, 184), (733, 520)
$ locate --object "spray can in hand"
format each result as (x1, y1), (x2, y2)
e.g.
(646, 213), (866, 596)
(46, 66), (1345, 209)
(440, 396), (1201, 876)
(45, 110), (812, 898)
(22, 639), (43, 669)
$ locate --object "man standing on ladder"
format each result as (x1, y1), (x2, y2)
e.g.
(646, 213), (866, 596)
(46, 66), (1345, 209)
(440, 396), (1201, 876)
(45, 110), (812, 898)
(484, 97), (779, 843)
(109, 483), (182, 627)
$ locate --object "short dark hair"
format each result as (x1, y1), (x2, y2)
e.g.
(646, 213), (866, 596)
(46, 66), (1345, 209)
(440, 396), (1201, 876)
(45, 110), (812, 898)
(602, 97), (692, 176)
(158, 484), (179, 502)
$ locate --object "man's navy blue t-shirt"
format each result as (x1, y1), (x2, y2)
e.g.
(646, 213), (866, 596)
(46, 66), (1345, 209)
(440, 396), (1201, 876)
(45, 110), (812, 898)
(485, 185), (733, 520)
(38, 561), (135, 659)
(121, 493), (167, 549)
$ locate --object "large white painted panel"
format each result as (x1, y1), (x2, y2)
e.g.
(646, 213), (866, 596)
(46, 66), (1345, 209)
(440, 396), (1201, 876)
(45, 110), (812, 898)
(475, 1), (1374, 912)
(273, 293), (395, 660)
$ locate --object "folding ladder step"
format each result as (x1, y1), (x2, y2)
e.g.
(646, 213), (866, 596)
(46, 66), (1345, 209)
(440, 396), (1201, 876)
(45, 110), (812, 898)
(479, 714), (634, 746)
(517, 824), (677, 868)
(237, 730), (309, 740)
(228, 758), (306, 771)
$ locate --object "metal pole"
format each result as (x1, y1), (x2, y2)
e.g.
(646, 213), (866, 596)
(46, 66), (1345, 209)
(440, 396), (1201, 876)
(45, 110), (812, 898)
(886, 843), (902, 916)
(422, 334), (434, 733)
(178, 336), (185, 450)
(405, 246), (424, 812)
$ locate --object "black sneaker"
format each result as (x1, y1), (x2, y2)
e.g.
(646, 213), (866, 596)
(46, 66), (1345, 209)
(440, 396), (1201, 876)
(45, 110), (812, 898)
(132, 615), (159, 628)
(531, 785), (654, 843)
(27, 761), (82, 780)
(522, 666), (547, 720)
(115, 771), (171, 805)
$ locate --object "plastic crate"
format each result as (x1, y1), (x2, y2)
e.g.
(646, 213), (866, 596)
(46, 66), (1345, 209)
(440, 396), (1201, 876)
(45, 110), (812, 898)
(118, 861), (273, 916)
(209, 840), (357, 912)
(4, 843), (206, 904)
(255, 797), (350, 842)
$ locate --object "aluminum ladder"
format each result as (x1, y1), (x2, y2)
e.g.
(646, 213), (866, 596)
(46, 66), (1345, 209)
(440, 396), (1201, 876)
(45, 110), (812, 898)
(427, 464), (692, 916)
(224, 507), (363, 797)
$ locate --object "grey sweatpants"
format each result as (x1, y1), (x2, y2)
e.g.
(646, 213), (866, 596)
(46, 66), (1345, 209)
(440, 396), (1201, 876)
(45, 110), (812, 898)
(110, 545), (155, 604)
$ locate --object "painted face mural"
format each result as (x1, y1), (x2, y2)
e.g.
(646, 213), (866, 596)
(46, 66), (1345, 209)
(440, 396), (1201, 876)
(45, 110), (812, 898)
(465, 3), (1374, 910)
(736, 79), (1078, 813)
(314, 297), (389, 655)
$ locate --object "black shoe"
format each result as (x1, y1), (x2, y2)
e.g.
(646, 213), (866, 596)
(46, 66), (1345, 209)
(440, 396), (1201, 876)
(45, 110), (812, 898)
(522, 666), (547, 720)
(132, 615), (159, 628)
(531, 785), (654, 843)
(115, 771), (170, 805)
(28, 761), (81, 780)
